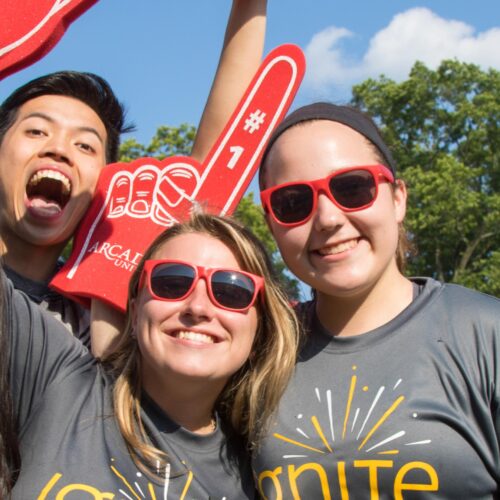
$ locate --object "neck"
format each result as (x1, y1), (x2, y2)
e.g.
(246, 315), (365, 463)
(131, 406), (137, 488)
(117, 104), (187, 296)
(315, 266), (413, 337)
(0, 231), (65, 282)
(142, 370), (223, 435)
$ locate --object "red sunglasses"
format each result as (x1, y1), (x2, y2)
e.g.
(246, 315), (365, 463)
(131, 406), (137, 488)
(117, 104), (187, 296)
(139, 260), (265, 312)
(260, 164), (394, 227)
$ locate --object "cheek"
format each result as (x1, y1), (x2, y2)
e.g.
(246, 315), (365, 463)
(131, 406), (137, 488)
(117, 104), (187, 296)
(271, 223), (310, 260)
(229, 309), (259, 354)
(78, 158), (105, 192)
(134, 297), (167, 334)
(360, 202), (400, 250)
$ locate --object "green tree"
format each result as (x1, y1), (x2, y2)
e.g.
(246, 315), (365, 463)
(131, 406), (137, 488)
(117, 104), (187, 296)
(351, 60), (500, 296)
(119, 123), (196, 161)
(118, 125), (301, 300)
(234, 193), (300, 299)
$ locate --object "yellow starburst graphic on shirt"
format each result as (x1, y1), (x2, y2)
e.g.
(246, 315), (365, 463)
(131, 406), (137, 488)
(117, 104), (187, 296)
(273, 365), (431, 459)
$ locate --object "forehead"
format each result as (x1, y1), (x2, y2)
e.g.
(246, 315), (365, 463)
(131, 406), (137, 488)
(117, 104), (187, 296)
(15, 95), (107, 137)
(264, 120), (379, 185)
(153, 232), (241, 269)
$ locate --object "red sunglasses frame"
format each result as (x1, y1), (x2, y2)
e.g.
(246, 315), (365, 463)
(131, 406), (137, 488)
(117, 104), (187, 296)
(139, 259), (265, 312)
(260, 164), (395, 227)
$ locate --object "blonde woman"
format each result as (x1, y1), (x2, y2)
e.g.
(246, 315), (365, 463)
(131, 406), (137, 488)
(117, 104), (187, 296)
(5, 213), (299, 498)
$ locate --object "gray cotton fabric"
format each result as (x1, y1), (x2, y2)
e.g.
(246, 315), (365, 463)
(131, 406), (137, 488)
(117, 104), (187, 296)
(253, 278), (500, 499)
(4, 263), (90, 347)
(5, 274), (254, 499)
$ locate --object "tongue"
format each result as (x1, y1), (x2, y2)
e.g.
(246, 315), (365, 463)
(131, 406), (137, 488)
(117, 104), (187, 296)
(28, 196), (62, 217)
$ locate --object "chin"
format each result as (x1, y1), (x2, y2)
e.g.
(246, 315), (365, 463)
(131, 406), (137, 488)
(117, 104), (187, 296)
(316, 274), (375, 298)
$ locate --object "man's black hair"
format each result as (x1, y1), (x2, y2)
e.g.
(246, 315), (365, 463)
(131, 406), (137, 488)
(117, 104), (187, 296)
(0, 71), (134, 163)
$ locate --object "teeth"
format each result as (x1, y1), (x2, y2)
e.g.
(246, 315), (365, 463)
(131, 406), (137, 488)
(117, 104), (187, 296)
(318, 239), (358, 256)
(28, 170), (71, 195)
(175, 331), (215, 344)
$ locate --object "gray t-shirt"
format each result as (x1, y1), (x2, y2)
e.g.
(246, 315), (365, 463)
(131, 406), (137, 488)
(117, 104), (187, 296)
(6, 275), (254, 499)
(253, 278), (500, 499)
(4, 263), (90, 347)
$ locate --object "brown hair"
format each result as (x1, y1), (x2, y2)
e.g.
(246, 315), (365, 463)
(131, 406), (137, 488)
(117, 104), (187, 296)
(102, 212), (300, 475)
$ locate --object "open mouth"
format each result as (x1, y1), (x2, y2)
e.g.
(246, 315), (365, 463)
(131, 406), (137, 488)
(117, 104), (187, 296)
(171, 330), (218, 344)
(316, 238), (360, 256)
(26, 169), (72, 215)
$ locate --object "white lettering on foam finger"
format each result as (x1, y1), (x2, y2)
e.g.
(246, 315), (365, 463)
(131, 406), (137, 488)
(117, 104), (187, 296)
(87, 241), (143, 273)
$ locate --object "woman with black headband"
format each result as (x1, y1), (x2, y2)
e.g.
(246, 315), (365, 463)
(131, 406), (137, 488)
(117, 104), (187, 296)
(253, 102), (500, 498)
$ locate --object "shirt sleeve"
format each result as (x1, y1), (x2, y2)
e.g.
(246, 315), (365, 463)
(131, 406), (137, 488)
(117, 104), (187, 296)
(3, 270), (91, 431)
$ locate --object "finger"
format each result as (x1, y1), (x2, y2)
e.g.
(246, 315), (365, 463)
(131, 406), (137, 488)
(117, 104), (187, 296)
(128, 166), (159, 217)
(107, 172), (131, 218)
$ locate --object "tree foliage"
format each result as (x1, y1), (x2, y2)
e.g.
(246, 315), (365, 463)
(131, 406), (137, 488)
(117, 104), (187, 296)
(234, 193), (300, 299)
(351, 60), (500, 296)
(118, 125), (301, 300)
(119, 123), (196, 161)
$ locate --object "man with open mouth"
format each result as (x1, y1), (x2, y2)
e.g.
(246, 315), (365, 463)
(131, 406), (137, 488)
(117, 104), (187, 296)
(0, 0), (267, 349)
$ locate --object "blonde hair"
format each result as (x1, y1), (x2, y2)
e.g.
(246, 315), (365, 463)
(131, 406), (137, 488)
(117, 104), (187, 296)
(102, 212), (300, 474)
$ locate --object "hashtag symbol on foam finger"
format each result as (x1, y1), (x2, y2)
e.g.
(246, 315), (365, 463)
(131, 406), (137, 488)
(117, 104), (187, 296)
(50, 44), (306, 311)
(244, 109), (267, 134)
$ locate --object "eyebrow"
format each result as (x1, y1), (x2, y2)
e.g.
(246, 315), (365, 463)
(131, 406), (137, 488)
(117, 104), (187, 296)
(22, 111), (105, 145)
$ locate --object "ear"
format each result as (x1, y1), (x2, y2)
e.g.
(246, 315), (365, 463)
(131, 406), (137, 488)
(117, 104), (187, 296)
(393, 179), (407, 224)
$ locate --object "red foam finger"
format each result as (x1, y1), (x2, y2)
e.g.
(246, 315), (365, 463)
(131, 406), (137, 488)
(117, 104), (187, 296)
(195, 44), (306, 215)
(50, 45), (306, 311)
(0, 0), (98, 80)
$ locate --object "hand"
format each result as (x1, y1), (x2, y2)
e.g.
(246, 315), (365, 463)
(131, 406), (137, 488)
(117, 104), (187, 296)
(50, 44), (306, 312)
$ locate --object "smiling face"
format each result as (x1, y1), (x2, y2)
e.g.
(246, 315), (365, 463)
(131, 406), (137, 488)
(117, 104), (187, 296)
(133, 232), (259, 391)
(0, 94), (107, 252)
(262, 120), (407, 300)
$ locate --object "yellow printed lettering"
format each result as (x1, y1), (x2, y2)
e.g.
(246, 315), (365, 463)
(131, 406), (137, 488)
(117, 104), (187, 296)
(354, 460), (392, 500)
(288, 463), (331, 500)
(337, 462), (349, 500)
(258, 466), (284, 500)
(56, 484), (114, 499)
(394, 461), (438, 499)
(37, 473), (114, 499)
(38, 473), (63, 499)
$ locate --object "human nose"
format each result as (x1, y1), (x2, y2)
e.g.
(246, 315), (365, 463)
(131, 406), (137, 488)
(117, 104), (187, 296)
(38, 133), (73, 166)
(312, 192), (346, 232)
(180, 278), (216, 321)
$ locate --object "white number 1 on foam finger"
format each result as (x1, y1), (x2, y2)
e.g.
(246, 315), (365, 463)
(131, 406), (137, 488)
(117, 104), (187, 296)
(192, 44), (305, 217)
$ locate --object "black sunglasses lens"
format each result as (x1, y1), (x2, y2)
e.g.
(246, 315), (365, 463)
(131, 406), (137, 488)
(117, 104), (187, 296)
(330, 170), (376, 209)
(212, 271), (256, 310)
(150, 263), (195, 299)
(270, 184), (314, 224)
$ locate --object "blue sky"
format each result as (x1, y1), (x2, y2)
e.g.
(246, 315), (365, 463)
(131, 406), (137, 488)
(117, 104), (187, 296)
(2, 0), (499, 146)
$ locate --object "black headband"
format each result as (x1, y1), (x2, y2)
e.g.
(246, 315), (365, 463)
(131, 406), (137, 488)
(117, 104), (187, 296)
(261, 102), (397, 176)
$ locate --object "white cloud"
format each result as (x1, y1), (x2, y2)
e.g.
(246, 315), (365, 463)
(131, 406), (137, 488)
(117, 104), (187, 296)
(304, 7), (500, 95)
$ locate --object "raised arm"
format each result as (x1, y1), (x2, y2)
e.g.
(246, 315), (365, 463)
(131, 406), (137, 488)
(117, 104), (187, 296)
(190, 0), (267, 161)
(90, 0), (267, 358)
